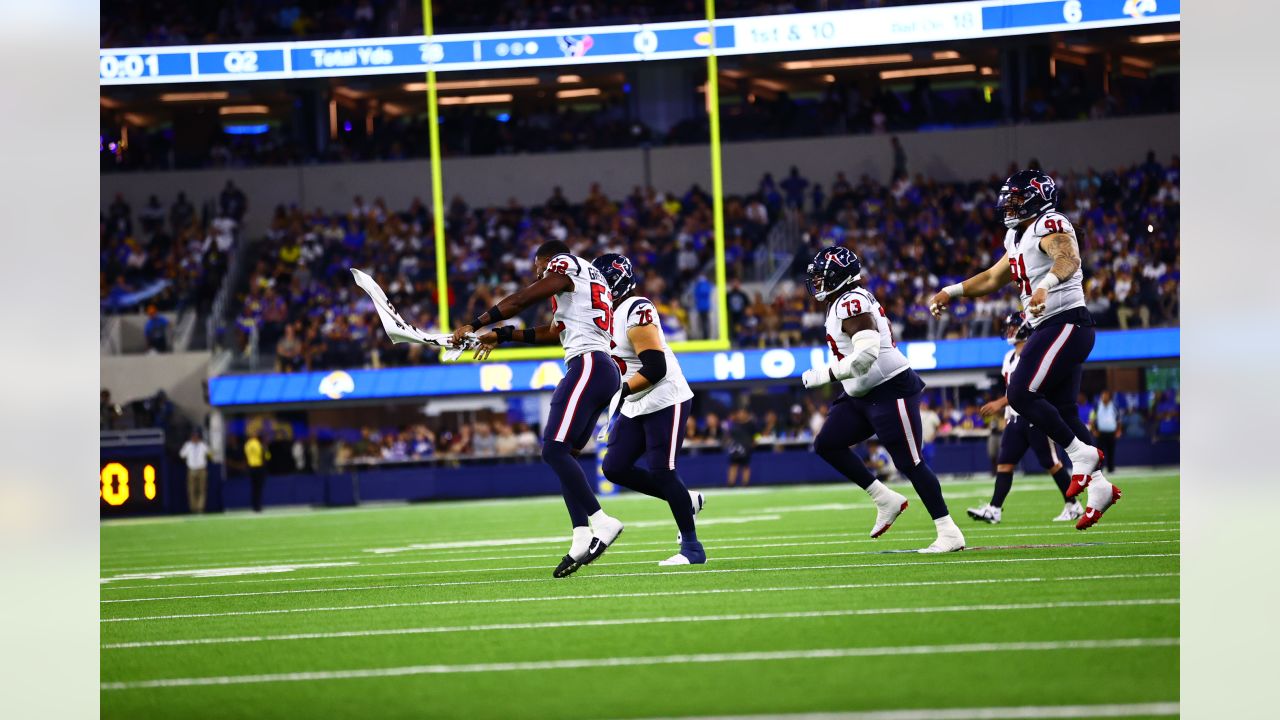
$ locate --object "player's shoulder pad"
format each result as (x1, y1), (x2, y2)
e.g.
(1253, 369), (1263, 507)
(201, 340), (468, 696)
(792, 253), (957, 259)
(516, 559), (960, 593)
(1031, 210), (1074, 238)
(545, 252), (583, 276)
(625, 296), (658, 326)
(833, 288), (874, 320)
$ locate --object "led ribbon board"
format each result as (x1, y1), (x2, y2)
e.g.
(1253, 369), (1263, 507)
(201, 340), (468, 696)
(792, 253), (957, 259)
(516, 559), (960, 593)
(207, 327), (1179, 407)
(100, 0), (1179, 85)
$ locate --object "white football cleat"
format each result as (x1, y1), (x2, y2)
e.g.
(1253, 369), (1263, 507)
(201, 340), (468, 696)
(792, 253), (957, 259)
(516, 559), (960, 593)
(553, 526), (595, 578)
(658, 553), (691, 566)
(1077, 478), (1123, 531)
(581, 514), (624, 565)
(966, 503), (1002, 524)
(870, 489), (909, 539)
(1053, 501), (1084, 522)
(919, 517), (966, 553)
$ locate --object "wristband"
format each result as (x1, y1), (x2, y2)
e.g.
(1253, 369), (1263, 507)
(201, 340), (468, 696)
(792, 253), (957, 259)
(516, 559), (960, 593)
(619, 383), (633, 399)
(1034, 274), (1061, 292)
(520, 328), (537, 344)
(471, 304), (504, 328)
(493, 326), (515, 344)
(943, 283), (964, 299)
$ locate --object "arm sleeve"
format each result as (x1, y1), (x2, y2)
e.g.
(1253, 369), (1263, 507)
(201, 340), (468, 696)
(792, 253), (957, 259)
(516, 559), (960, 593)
(636, 349), (667, 384)
(829, 330), (880, 379)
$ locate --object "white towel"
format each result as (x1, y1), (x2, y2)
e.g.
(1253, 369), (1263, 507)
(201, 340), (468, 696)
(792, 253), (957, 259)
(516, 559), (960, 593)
(350, 268), (475, 360)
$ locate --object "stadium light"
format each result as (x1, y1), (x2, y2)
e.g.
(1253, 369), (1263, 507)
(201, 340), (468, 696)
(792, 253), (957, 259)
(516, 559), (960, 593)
(555, 88), (601, 99)
(404, 77), (539, 92)
(932, 50), (961, 60)
(158, 91), (229, 102)
(1132, 32), (1180, 44)
(218, 105), (270, 115)
(436, 93), (514, 105)
(781, 54), (913, 70)
(556, 74), (583, 84)
(879, 64), (977, 80)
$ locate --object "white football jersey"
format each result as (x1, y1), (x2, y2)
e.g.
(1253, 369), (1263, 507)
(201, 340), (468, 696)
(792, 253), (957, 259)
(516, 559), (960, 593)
(545, 253), (613, 361)
(611, 296), (694, 418)
(1003, 210), (1086, 327)
(1001, 347), (1021, 422)
(825, 287), (910, 397)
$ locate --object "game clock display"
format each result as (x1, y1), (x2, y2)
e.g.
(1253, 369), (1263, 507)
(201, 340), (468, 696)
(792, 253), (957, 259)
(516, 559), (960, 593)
(99, 449), (170, 516)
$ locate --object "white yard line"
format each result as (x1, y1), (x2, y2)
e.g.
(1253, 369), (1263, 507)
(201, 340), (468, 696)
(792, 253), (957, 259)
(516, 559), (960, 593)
(101, 529), (1180, 592)
(99, 569), (1177, 623)
(102, 598), (1178, 650)
(99, 521), (1183, 580)
(100, 637), (1178, 690)
(101, 542), (1179, 604)
(614, 701), (1180, 720)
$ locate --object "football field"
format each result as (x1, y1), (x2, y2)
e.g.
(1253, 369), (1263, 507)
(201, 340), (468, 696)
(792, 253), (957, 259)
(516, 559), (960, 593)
(101, 472), (1180, 719)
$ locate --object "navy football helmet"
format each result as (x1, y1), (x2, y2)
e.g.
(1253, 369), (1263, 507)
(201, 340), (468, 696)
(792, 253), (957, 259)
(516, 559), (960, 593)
(997, 170), (1058, 229)
(592, 253), (637, 301)
(805, 246), (863, 301)
(1002, 310), (1032, 345)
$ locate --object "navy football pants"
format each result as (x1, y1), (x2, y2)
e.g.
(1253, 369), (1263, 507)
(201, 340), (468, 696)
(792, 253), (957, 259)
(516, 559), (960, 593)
(541, 351), (620, 528)
(1006, 314), (1097, 449)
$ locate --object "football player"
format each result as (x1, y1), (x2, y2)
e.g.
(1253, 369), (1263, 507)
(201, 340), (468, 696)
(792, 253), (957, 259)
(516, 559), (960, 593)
(801, 246), (966, 553)
(967, 311), (1084, 524)
(929, 170), (1121, 530)
(455, 240), (624, 577)
(591, 253), (706, 566)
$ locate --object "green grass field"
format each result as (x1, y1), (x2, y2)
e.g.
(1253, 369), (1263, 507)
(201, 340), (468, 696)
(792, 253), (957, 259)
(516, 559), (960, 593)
(100, 472), (1179, 719)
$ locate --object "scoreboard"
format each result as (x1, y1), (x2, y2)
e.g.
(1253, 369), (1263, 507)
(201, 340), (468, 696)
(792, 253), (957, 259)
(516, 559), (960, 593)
(100, 429), (171, 517)
(100, 0), (1180, 85)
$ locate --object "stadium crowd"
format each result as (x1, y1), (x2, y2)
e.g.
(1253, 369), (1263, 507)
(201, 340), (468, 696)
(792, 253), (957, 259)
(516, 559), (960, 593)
(197, 154), (1175, 370)
(236, 382), (1177, 477)
(100, 181), (248, 315)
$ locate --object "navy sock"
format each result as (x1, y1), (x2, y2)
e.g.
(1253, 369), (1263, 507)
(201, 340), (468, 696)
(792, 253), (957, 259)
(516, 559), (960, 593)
(904, 463), (950, 520)
(654, 469), (697, 542)
(541, 440), (600, 527)
(991, 471), (1014, 508)
(814, 439), (876, 490)
(1051, 467), (1073, 500)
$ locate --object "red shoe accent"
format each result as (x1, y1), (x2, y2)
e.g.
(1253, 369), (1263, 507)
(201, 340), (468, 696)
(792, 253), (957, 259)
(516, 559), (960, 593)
(1075, 483), (1122, 531)
(871, 501), (908, 539)
(1065, 449), (1105, 498)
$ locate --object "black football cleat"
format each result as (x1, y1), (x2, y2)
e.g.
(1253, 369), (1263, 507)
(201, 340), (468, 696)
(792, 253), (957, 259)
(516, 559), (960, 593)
(553, 554), (582, 578)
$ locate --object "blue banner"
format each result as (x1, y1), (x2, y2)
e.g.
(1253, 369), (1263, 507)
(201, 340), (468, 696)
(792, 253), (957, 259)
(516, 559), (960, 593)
(208, 327), (1179, 407)
(101, 0), (1178, 85)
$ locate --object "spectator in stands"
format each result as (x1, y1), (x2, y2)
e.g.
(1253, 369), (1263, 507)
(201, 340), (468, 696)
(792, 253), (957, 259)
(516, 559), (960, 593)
(244, 430), (269, 512)
(1155, 391), (1180, 439)
(179, 429), (211, 513)
(693, 273), (713, 340)
(781, 166), (809, 210)
(1092, 390), (1120, 473)
(410, 425), (437, 458)
(726, 279), (749, 338)
(170, 192), (195, 234)
(919, 400), (942, 466)
(144, 305), (169, 352)
(472, 422), (497, 457)
(276, 323), (304, 372)
(494, 421), (519, 456)
(100, 389), (121, 430)
(220, 180), (248, 222)
(865, 440), (894, 481)
(514, 422), (539, 455)
(703, 412), (724, 444)
(726, 406), (757, 487)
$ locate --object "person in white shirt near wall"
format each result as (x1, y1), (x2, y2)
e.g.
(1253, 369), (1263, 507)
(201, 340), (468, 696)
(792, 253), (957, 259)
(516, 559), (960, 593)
(1092, 390), (1120, 474)
(179, 429), (211, 514)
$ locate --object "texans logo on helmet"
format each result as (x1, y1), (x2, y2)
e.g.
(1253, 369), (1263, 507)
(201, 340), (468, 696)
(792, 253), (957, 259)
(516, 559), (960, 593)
(1028, 176), (1055, 200)
(612, 259), (629, 273)
(826, 251), (850, 267)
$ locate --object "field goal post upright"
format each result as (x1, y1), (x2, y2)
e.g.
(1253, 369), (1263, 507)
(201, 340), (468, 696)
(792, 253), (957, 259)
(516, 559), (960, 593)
(422, 0), (450, 334)
(424, 0), (732, 360)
